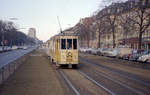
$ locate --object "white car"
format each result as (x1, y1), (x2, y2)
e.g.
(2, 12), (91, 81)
(137, 53), (150, 62)
(91, 48), (99, 55)
(79, 48), (88, 53)
(107, 48), (119, 57)
(23, 46), (28, 50)
(12, 46), (18, 50)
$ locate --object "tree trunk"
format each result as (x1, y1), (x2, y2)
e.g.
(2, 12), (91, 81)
(112, 28), (116, 48)
(138, 32), (143, 49)
(98, 32), (101, 48)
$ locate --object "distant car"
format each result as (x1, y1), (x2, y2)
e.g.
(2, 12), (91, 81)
(80, 48), (88, 53)
(91, 48), (99, 55)
(86, 48), (93, 54)
(6, 46), (12, 51)
(12, 46), (18, 50)
(23, 46), (28, 50)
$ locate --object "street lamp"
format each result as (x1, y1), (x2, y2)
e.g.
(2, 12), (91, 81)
(1, 28), (5, 51)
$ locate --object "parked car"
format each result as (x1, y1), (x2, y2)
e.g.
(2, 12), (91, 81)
(137, 53), (150, 62)
(91, 48), (99, 55)
(23, 46), (28, 50)
(18, 46), (24, 49)
(97, 48), (103, 55)
(100, 48), (110, 56)
(123, 53), (132, 60)
(129, 50), (147, 61)
(107, 48), (119, 57)
(146, 57), (150, 63)
(79, 48), (85, 52)
(6, 46), (12, 51)
(86, 48), (93, 54)
(12, 46), (18, 50)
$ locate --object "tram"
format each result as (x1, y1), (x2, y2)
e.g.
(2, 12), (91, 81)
(47, 31), (78, 68)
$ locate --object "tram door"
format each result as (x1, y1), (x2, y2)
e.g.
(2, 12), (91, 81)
(66, 39), (73, 62)
(55, 39), (59, 62)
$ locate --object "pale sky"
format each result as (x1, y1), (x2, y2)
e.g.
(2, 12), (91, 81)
(0, 0), (109, 42)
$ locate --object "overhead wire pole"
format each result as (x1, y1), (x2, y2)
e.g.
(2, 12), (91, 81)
(57, 16), (62, 33)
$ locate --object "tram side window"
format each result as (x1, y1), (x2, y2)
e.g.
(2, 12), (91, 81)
(73, 39), (77, 49)
(61, 39), (66, 49)
(67, 39), (72, 49)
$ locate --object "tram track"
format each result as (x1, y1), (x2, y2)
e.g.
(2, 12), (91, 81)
(78, 70), (116, 95)
(58, 69), (80, 95)
(79, 66), (147, 95)
(55, 67), (113, 95)
(49, 55), (150, 95)
(79, 56), (150, 87)
(79, 57), (150, 95)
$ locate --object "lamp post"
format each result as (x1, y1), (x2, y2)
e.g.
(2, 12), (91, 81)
(1, 28), (5, 51)
(9, 18), (19, 47)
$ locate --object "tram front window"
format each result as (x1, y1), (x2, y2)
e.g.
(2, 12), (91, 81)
(61, 39), (66, 49)
(73, 39), (77, 49)
(67, 39), (72, 49)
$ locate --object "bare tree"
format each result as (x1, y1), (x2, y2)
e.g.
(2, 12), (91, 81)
(0, 20), (37, 46)
(105, 6), (118, 48)
(94, 16), (107, 48)
(128, 0), (150, 49)
(98, 0), (125, 48)
(119, 12), (136, 44)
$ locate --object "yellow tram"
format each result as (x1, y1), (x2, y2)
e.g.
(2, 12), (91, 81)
(47, 31), (78, 68)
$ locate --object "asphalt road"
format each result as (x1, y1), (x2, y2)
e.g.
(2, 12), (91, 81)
(0, 47), (37, 68)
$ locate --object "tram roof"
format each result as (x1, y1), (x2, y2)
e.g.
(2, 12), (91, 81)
(49, 31), (78, 41)
(58, 31), (78, 36)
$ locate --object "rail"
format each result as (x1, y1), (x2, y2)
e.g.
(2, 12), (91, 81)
(58, 70), (80, 95)
(78, 70), (116, 95)
(79, 57), (150, 86)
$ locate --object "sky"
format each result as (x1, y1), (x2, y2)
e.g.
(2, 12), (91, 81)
(0, 0), (104, 42)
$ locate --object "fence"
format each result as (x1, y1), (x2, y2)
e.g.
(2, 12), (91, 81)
(0, 55), (27, 85)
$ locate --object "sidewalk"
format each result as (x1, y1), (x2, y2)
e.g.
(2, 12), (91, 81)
(0, 49), (65, 95)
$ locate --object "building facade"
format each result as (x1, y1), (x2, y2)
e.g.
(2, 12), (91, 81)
(28, 28), (36, 39)
(73, 0), (150, 50)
